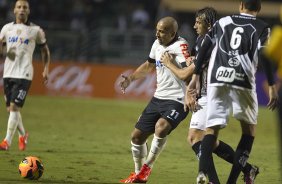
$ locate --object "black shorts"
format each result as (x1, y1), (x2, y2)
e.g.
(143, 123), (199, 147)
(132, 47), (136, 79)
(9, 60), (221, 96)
(135, 97), (189, 134)
(3, 78), (32, 108)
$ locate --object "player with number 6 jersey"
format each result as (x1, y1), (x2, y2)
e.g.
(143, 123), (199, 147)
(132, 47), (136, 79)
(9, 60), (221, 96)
(119, 16), (192, 183)
(187, 0), (278, 183)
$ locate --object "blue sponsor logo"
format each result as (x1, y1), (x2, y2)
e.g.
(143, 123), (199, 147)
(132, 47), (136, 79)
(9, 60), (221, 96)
(156, 60), (163, 67)
(8, 36), (29, 45)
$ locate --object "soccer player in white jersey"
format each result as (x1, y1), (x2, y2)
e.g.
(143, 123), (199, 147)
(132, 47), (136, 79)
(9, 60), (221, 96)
(186, 0), (278, 183)
(0, 0), (50, 151)
(119, 17), (192, 183)
(162, 7), (259, 184)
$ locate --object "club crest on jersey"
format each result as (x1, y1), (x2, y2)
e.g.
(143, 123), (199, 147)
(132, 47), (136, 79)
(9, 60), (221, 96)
(8, 36), (29, 45)
(228, 57), (240, 67)
(16, 29), (22, 35)
(156, 60), (164, 67)
(216, 66), (235, 82)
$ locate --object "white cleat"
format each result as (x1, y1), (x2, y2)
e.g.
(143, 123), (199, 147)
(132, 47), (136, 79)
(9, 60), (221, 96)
(197, 172), (209, 184)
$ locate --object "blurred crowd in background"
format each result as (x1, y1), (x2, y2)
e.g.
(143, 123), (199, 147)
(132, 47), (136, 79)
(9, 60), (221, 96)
(0, 0), (280, 65)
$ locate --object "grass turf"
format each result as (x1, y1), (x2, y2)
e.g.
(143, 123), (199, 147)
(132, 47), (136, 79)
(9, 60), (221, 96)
(0, 96), (280, 183)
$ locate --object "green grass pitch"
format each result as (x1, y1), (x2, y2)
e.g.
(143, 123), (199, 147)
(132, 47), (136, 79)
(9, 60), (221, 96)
(0, 96), (281, 183)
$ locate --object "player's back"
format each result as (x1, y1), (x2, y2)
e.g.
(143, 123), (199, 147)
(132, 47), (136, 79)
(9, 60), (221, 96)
(208, 14), (269, 90)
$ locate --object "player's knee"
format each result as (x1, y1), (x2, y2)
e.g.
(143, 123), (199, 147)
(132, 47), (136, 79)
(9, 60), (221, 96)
(155, 120), (171, 137)
(10, 103), (19, 111)
(131, 130), (148, 145)
(187, 134), (194, 146)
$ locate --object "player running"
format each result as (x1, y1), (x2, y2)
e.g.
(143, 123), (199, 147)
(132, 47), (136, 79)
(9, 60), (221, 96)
(0, 0), (50, 151)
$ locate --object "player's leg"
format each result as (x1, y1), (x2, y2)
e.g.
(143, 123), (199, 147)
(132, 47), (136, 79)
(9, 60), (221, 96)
(197, 86), (230, 184)
(145, 99), (188, 168)
(188, 96), (206, 160)
(120, 97), (158, 183)
(0, 102), (20, 150)
(131, 128), (151, 174)
(0, 78), (17, 150)
(145, 118), (170, 168)
(226, 88), (258, 184)
(136, 99), (188, 182)
(226, 122), (255, 184)
(188, 128), (204, 160)
(198, 127), (220, 184)
(120, 128), (151, 183)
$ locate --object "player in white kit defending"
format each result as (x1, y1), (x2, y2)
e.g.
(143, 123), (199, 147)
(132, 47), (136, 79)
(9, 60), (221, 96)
(0, 0), (50, 151)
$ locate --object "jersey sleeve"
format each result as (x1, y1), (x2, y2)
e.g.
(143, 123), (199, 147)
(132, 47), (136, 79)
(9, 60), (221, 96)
(258, 27), (271, 50)
(148, 40), (158, 62)
(0, 24), (8, 42)
(174, 40), (190, 68)
(36, 27), (47, 45)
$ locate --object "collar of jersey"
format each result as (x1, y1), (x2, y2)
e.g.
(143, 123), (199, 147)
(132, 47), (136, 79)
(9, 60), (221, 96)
(240, 13), (255, 17)
(164, 34), (179, 47)
(13, 20), (31, 26)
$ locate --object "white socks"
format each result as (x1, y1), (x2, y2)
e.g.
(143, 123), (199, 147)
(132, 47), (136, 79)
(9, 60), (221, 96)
(5, 111), (20, 145)
(146, 134), (167, 168)
(131, 134), (167, 173)
(131, 141), (147, 173)
(17, 112), (25, 136)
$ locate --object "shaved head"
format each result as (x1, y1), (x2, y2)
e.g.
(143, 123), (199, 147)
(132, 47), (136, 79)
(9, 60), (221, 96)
(156, 17), (178, 46)
(158, 17), (178, 33)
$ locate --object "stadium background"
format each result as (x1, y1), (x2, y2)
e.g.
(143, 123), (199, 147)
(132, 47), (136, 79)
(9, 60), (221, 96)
(0, 0), (281, 104)
(0, 1), (281, 183)
(0, 0), (281, 105)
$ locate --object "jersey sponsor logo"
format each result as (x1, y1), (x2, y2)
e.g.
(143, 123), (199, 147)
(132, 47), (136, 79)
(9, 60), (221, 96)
(180, 44), (190, 59)
(8, 36), (29, 45)
(235, 72), (245, 81)
(156, 60), (163, 67)
(177, 97), (182, 101)
(216, 66), (235, 82)
(228, 57), (240, 67)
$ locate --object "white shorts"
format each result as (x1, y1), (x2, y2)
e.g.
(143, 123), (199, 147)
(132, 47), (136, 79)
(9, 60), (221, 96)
(206, 85), (258, 128)
(189, 96), (207, 130)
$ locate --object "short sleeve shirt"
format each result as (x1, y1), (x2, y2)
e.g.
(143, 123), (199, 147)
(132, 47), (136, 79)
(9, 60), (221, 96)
(0, 22), (46, 80)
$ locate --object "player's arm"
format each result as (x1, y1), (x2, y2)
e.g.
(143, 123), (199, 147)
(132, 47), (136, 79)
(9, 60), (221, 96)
(40, 43), (50, 85)
(186, 35), (213, 112)
(259, 26), (279, 111)
(161, 52), (195, 81)
(120, 60), (155, 93)
(260, 51), (278, 111)
(0, 38), (4, 58)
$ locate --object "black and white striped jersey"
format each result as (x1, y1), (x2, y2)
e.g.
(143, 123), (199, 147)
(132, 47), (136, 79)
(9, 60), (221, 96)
(201, 13), (270, 90)
(192, 35), (213, 96)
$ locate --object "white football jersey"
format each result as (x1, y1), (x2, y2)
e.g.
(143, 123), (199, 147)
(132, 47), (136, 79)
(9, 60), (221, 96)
(0, 22), (46, 80)
(149, 36), (189, 103)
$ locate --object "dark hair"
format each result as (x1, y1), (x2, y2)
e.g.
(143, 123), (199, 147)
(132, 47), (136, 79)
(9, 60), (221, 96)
(195, 7), (217, 27)
(241, 0), (261, 12)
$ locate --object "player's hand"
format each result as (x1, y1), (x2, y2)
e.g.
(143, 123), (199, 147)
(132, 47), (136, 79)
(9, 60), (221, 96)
(7, 47), (16, 61)
(267, 85), (279, 111)
(119, 74), (131, 94)
(186, 56), (195, 66)
(160, 52), (173, 68)
(42, 69), (49, 85)
(185, 74), (199, 112)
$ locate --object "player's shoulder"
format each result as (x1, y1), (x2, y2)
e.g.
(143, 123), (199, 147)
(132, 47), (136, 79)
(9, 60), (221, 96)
(176, 36), (188, 44)
(168, 36), (188, 49)
(29, 22), (43, 29)
(2, 22), (14, 29)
